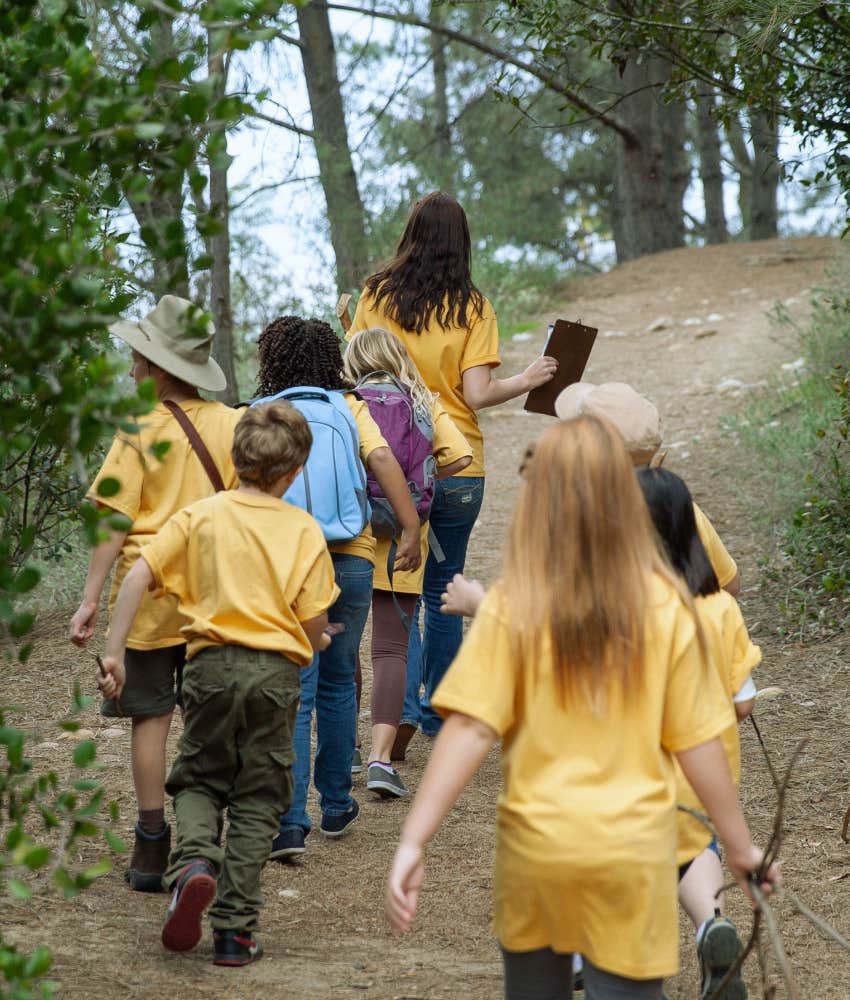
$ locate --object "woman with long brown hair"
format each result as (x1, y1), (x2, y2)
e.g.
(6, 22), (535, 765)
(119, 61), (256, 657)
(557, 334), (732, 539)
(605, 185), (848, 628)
(350, 191), (557, 749)
(386, 416), (778, 999)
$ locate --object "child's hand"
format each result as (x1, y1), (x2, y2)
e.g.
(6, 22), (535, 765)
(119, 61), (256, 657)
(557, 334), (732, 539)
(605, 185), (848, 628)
(395, 527), (422, 573)
(440, 574), (485, 618)
(97, 655), (126, 700)
(70, 600), (98, 647)
(522, 354), (558, 390)
(386, 840), (425, 933)
(727, 843), (781, 904)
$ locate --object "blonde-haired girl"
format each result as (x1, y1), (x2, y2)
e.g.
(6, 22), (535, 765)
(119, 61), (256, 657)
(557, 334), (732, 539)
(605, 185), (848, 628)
(343, 328), (472, 798)
(387, 416), (778, 999)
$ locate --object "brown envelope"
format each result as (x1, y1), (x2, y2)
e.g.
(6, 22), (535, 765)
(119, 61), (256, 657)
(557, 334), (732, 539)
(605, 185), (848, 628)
(523, 319), (598, 416)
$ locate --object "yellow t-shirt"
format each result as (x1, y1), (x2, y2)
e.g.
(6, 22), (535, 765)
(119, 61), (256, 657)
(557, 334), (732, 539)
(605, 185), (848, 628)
(88, 400), (242, 650)
(431, 575), (734, 980)
(350, 289), (501, 477)
(675, 590), (761, 866)
(327, 394), (389, 566)
(373, 396), (472, 594)
(141, 491), (339, 664)
(693, 502), (738, 589)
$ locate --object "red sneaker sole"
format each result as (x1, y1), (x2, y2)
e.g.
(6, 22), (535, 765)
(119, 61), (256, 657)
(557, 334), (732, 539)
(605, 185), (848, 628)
(161, 874), (217, 952)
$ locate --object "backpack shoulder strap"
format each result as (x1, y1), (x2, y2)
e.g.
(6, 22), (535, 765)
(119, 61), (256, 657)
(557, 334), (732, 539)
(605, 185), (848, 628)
(355, 371), (409, 396)
(163, 400), (225, 493)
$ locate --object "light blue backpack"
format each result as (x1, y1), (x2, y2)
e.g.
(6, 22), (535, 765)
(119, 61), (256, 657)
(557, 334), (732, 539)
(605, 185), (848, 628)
(250, 387), (371, 542)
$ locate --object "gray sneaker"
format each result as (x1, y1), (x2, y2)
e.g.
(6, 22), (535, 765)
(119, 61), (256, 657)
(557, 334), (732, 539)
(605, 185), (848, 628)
(366, 763), (410, 798)
(351, 746), (364, 774)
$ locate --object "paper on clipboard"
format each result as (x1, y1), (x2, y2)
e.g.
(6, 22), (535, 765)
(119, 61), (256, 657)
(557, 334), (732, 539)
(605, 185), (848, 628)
(523, 319), (598, 416)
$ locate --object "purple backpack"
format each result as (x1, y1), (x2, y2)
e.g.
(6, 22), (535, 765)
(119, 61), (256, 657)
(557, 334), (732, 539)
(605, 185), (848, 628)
(355, 372), (436, 539)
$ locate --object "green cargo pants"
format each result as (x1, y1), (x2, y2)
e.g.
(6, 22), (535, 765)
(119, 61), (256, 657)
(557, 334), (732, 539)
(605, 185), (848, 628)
(164, 645), (301, 931)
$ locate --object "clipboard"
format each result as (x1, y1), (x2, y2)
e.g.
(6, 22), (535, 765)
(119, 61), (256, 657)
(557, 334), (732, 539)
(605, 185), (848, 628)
(523, 318), (598, 416)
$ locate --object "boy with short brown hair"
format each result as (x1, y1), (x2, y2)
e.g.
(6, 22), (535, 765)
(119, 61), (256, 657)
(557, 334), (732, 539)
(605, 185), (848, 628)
(98, 400), (339, 967)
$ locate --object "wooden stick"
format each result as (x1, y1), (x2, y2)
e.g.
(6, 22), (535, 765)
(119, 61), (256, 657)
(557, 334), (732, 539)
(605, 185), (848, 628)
(336, 292), (353, 333)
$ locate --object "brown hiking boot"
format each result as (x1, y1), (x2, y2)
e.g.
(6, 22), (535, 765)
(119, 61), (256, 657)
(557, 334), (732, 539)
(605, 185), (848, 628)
(125, 822), (170, 893)
(390, 723), (417, 762)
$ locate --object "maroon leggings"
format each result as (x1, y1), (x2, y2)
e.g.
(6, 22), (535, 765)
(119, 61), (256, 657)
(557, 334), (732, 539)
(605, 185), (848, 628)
(367, 590), (418, 727)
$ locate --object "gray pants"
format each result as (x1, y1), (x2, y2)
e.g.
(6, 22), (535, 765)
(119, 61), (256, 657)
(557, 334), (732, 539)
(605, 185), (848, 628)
(502, 948), (664, 1000)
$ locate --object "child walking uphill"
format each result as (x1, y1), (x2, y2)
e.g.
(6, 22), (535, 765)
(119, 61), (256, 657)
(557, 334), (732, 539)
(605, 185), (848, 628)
(387, 417), (779, 1000)
(636, 466), (760, 1000)
(342, 327), (472, 798)
(97, 401), (339, 967)
(251, 317), (421, 860)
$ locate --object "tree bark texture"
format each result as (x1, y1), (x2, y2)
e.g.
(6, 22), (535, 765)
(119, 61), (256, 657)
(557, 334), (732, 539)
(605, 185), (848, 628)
(749, 108), (781, 240)
(429, 0), (452, 190)
(207, 36), (239, 404)
(296, 3), (370, 295)
(611, 56), (689, 262)
(725, 113), (752, 232)
(695, 90), (727, 244)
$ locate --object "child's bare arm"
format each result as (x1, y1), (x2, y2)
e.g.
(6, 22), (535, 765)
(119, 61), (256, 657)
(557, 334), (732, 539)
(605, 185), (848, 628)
(366, 447), (422, 572)
(69, 526), (127, 647)
(436, 456), (472, 479)
(98, 556), (154, 699)
(440, 573), (485, 618)
(387, 711), (496, 932)
(724, 570), (741, 598)
(734, 698), (755, 721)
(302, 612), (332, 652)
(676, 737), (780, 902)
(462, 357), (557, 411)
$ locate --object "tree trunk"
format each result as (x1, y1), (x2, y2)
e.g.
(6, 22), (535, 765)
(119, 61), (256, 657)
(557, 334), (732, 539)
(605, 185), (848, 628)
(207, 36), (238, 404)
(749, 108), (781, 240)
(695, 90), (727, 244)
(725, 113), (752, 231)
(124, 14), (190, 299)
(430, 0), (452, 190)
(296, 3), (370, 295)
(612, 56), (689, 262)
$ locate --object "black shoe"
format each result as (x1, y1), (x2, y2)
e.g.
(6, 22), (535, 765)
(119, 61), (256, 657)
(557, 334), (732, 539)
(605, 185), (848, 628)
(269, 828), (306, 862)
(161, 859), (217, 952)
(125, 822), (170, 893)
(319, 799), (360, 838)
(212, 929), (264, 967)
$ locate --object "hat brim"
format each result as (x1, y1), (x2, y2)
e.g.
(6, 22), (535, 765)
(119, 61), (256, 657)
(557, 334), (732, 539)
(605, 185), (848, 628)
(554, 382), (595, 421)
(110, 320), (227, 393)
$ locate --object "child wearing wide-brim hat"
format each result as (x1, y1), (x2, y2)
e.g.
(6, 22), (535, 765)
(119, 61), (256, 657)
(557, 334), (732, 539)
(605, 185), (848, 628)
(69, 295), (243, 893)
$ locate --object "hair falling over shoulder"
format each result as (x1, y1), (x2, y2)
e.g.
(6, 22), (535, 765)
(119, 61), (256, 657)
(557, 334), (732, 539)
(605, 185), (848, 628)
(503, 416), (695, 707)
(342, 327), (433, 423)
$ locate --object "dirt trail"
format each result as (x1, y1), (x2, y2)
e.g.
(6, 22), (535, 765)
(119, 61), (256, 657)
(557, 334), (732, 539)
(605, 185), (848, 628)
(5, 236), (849, 999)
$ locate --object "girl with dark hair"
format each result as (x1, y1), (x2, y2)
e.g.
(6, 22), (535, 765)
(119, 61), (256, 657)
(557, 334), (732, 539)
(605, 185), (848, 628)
(252, 316), (421, 858)
(636, 466), (760, 1000)
(386, 418), (777, 1000)
(350, 192), (557, 749)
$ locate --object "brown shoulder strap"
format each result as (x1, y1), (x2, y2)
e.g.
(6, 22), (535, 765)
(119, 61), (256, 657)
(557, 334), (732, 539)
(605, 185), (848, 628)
(163, 400), (226, 492)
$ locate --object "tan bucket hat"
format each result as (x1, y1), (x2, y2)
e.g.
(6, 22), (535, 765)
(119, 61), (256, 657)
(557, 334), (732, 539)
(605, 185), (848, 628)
(555, 381), (662, 464)
(109, 295), (226, 392)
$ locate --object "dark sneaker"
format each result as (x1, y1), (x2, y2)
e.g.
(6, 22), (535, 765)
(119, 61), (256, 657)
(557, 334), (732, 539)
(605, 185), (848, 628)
(212, 929), (263, 967)
(125, 822), (170, 893)
(319, 799), (360, 839)
(161, 860), (217, 952)
(367, 762), (410, 798)
(269, 828), (306, 862)
(390, 723), (416, 762)
(698, 916), (747, 1000)
(351, 746), (364, 774)
(572, 971), (585, 999)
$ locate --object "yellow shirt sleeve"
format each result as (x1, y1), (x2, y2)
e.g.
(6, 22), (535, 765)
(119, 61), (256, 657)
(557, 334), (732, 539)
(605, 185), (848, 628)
(292, 543), (339, 622)
(344, 394), (388, 461)
(660, 603), (736, 755)
(88, 431), (147, 522)
(142, 510), (191, 599)
(727, 602), (761, 696)
(693, 502), (738, 589)
(431, 591), (517, 735)
(432, 397), (473, 468)
(459, 299), (501, 373)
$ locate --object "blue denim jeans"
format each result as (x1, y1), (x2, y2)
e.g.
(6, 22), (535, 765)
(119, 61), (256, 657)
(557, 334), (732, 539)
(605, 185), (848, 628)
(279, 553), (373, 833)
(402, 476), (484, 737)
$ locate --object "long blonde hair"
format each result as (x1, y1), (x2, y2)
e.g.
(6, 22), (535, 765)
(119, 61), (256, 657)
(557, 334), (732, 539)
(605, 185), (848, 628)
(504, 415), (699, 707)
(343, 327), (433, 422)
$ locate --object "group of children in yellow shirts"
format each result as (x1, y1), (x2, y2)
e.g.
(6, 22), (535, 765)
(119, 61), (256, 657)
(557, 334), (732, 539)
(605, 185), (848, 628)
(71, 192), (777, 996)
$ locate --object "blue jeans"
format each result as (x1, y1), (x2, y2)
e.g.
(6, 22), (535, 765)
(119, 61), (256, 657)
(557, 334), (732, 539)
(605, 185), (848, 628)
(402, 476), (484, 736)
(280, 553), (373, 833)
